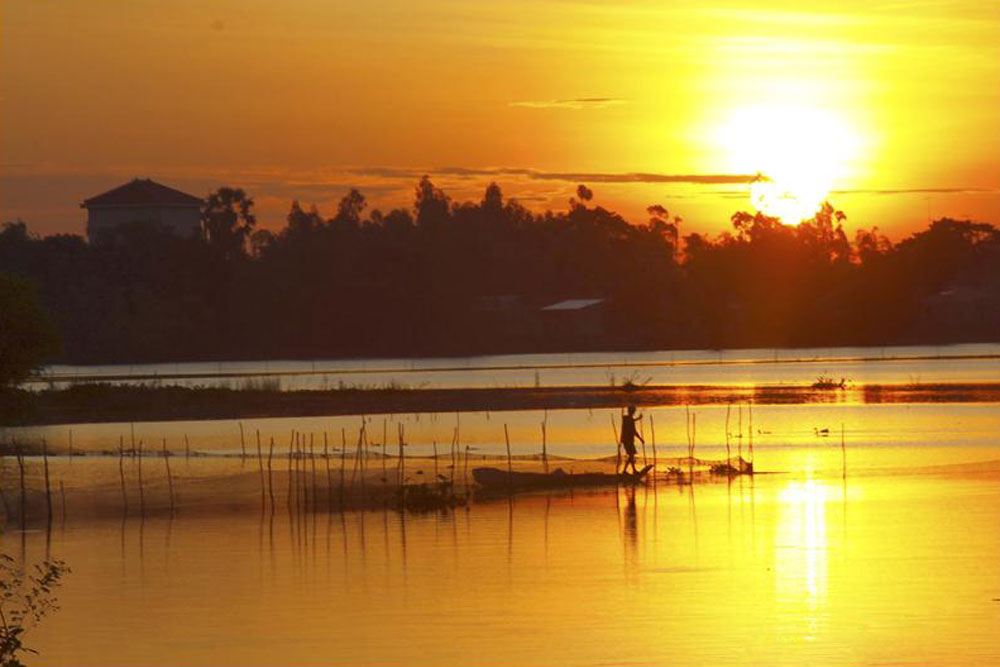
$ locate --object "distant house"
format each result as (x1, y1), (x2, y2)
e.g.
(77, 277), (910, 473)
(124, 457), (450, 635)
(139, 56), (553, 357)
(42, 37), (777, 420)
(81, 178), (203, 242)
(540, 298), (606, 343)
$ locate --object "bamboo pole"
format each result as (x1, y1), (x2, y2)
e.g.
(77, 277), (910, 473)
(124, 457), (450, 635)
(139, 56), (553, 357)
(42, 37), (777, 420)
(541, 417), (549, 474)
(239, 422), (247, 460)
(464, 445), (470, 489)
(340, 428), (347, 503)
(650, 415), (658, 470)
(68, 429), (73, 460)
(397, 423), (405, 486)
(287, 430), (295, 510)
(351, 422), (365, 487)
(690, 413), (696, 481)
(450, 427), (457, 487)
(748, 401), (754, 464)
(725, 404), (732, 465)
(118, 435), (128, 511)
(432, 440), (439, 478)
(611, 415), (621, 474)
(16, 444), (26, 525)
(42, 439), (52, 523)
(639, 418), (648, 467)
(267, 437), (276, 511)
(324, 432), (332, 511)
(0, 456), (10, 521)
(162, 438), (175, 512)
(137, 439), (145, 515)
(185, 434), (190, 460)
(504, 424), (513, 489)
(381, 419), (388, 480)
(59, 480), (66, 522)
(309, 433), (317, 512)
(358, 426), (367, 500)
(256, 430), (265, 512)
(299, 433), (308, 512)
(737, 405), (743, 463)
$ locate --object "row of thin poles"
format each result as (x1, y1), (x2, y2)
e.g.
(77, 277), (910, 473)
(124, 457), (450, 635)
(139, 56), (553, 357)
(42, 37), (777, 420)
(2, 403), (782, 522)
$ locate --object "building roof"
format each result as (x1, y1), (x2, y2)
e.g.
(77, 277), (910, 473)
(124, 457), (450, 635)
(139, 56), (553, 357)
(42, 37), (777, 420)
(541, 298), (604, 311)
(81, 178), (203, 208)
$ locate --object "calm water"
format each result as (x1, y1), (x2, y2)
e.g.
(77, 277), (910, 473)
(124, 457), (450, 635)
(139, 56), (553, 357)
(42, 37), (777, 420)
(5, 346), (1000, 663)
(12, 468), (1000, 665)
(28, 343), (1000, 390)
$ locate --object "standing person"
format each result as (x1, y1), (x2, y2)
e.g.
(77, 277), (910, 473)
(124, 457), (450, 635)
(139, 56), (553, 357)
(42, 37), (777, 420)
(619, 405), (644, 475)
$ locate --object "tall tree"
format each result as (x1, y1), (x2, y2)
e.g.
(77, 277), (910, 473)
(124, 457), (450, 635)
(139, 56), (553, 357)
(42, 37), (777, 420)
(202, 187), (256, 257)
(0, 273), (59, 388)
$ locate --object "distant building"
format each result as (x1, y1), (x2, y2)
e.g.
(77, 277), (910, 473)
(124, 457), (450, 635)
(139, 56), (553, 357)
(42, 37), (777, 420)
(540, 298), (606, 343)
(81, 178), (203, 242)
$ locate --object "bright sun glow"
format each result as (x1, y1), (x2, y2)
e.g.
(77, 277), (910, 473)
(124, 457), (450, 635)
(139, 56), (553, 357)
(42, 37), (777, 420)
(716, 106), (861, 223)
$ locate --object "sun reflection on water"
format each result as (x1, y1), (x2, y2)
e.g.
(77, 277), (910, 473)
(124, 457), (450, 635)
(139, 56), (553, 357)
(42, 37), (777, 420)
(776, 479), (831, 641)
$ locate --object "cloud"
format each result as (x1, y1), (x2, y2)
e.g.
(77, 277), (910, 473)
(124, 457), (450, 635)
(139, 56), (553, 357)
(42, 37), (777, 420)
(508, 97), (627, 109)
(832, 187), (1000, 196)
(347, 165), (756, 186)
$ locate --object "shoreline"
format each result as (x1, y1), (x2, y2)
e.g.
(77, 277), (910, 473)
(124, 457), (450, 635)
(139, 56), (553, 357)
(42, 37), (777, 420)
(5, 381), (1000, 427)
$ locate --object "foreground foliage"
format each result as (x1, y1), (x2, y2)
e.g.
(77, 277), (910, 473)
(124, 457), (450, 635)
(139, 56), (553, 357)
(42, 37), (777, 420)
(0, 556), (70, 667)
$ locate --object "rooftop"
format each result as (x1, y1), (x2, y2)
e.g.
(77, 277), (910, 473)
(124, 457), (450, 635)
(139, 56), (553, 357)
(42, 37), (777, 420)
(541, 298), (604, 311)
(81, 178), (203, 208)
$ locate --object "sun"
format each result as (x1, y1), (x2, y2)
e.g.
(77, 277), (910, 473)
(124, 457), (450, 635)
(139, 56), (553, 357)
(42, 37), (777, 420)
(715, 105), (861, 223)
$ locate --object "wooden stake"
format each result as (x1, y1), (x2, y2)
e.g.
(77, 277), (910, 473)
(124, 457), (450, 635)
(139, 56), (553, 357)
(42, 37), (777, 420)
(650, 415), (657, 470)
(450, 427), (457, 486)
(267, 437), (276, 510)
(725, 404), (732, 465)
(737, 405), (743, 463)
(340, 428), (347, 502)
(324, 432), (332, 511)
(397, 423), (405, 486)
(118, 435), (128, 511)
(239, 422), (247, 460)
(541, 417), (549, 474)
(137, 439), (145, 515)
(504, 424), (513, 489)
(689, 413), (696, 481)
(381, 419), (388, 480)
(309, 433), (317, 512)
(639, 418), (648, 467)
(611, 415), (621, 474)
(16, 444), (26, 524)
(162, 438), (175, 512)
(185, 434), (190, 460)
(42, 439), (52, 523)
(287, 430), (295, 510)
(464, 445), (470, 488)
(256, 430), (265, 511)
(0, 456), (11, 520)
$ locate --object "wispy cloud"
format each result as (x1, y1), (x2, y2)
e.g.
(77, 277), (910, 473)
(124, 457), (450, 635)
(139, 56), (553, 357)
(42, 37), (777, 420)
(832, 187), (1000, 196)
(508, 97), (627, 109)
(348, 166), (756, 185)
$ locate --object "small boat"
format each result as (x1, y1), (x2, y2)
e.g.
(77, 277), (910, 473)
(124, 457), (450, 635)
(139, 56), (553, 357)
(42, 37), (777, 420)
(472, 464), (654, 492)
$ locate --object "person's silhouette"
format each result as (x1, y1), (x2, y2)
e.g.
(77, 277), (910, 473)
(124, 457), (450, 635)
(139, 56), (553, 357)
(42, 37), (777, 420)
(619, 405), (644, 475)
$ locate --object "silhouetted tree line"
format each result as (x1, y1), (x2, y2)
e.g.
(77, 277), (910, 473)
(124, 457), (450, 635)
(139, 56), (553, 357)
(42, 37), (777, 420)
(1, 177), (997, 366)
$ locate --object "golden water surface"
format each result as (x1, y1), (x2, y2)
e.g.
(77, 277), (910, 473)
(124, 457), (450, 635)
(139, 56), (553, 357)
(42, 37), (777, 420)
(13, 465), (1000, 665)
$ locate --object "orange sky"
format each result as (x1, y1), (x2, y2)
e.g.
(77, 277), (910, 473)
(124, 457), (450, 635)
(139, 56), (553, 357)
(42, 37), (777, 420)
(2, 0), (998, 238)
